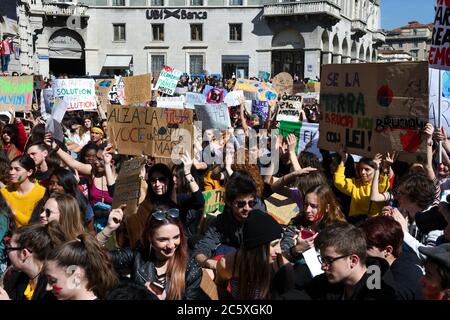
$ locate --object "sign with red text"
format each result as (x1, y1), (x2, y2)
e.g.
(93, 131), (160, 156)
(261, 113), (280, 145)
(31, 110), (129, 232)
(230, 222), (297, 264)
(318, 62), (428, 162)
(154, 66), (183, 95)
(429, 0), (450, 70)
(53, 78), (96, 111)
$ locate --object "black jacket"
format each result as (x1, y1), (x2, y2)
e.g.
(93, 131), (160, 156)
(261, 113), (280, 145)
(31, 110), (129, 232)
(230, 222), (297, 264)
(4, 271), (56, 300)
(110, 243), (204, 300)
(192, 198), (266, 258)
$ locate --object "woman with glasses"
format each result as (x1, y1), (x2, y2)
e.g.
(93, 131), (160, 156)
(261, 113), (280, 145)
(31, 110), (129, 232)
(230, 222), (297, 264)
(281, 185), (346, 263)
(1, 118), (27, 161)
(38, 193), (85, 241)
(0, 222), (66, 300)
(108, 206), (203, 300)
(44, 233), (118, 300)
(0, 155), (46, 227)
(0, 193), (14, 277)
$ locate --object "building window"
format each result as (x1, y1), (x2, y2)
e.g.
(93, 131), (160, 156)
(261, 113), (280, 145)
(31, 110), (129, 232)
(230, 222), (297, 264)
(190, 55), (204, 74)
(229, 24), (242, 41)
(150, 0), (164, 5)
(112, 0), (125, 5)
(398, 42), (403, 48)
(152, 24), (164, 41)
(229, 0), (243, 5)
(151, 55), (165, 79)
(413, 41), (419, 48)
(191, 0), (203, 5)
(410, 50), (418, 60)
(190, 24), (203, 41)
(113, 24), (126, 41)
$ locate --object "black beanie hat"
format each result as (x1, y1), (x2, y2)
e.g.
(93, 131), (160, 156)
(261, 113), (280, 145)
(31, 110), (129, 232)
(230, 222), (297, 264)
(243, 210), (283, 249)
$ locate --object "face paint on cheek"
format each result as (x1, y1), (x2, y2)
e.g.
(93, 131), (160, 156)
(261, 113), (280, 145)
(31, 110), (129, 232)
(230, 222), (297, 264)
(52, 285), (63, 294)
(18, 176), (22, 182)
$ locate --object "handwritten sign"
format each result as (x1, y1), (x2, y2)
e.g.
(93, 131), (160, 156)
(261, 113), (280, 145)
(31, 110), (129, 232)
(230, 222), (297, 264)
(298, 122), (321, 160)
(0, 76), (33, 112)
(195, 103), (231, 130)
(251, 100), (269, 122)
(185, 92), (206, 109)
(95, 79), (113, 112)
(124, 74), (152, 104)
(154, 66), (182, 95)
(429, 0), (450, 70)
(157, 96), (185, 109)
(234, 79), (278, 101)
(318, 62), (429, 161)
(53, 78), (96, 111)
(223, 90), (243, 107)
(109, 76), (125, 105)
(107, 105), (194, 158)
(272, 72), (293, 95)
(429, 68), (450, 137)
(112, 157), (146, 216)
(276, 94), (303, 122)
(202, 189), (225, 216)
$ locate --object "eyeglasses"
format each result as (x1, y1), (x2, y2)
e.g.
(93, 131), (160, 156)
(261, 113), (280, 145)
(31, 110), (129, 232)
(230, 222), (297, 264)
(234, 199), (256, 209)
(152, 208), (180, 221)
(5, 245), (25, 252)
(318, 254), (351, 266)
(149, 176), (168, 184)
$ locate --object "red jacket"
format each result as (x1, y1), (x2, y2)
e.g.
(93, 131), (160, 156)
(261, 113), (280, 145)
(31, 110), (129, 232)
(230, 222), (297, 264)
(1, 39), (12, 56)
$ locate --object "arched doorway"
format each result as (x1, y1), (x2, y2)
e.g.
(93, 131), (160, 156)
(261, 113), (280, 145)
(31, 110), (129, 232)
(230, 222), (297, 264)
(48, 29), (85, 76)
(271, 29), (305, 78)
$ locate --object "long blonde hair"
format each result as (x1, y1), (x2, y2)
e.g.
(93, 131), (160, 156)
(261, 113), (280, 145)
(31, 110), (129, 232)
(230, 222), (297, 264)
(48, 192), (85, 240)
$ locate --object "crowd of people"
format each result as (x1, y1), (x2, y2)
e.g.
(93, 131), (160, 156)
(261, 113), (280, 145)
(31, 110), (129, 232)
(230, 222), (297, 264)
(0, 72), (449, 301)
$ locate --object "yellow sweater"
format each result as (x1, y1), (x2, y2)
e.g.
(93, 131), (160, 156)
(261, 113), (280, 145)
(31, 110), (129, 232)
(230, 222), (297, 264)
(333, 165), (389, 218)
(1, 182), (46, 227)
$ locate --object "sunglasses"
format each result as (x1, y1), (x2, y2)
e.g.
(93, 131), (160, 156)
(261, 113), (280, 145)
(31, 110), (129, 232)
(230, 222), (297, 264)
(152, 208), (180, 221)
(149, 176), (168, 184)
(5, 245), (26, 252)
(43, 208), (56, 218)
(234, 199), (256, 209)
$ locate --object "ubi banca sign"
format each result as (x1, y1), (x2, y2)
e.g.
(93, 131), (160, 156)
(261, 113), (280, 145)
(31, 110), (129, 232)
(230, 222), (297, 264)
(146, 9), (207, 20)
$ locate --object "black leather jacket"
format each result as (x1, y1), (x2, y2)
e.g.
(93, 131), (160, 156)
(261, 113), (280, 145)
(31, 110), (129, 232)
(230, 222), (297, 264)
(110, 243), (203, 300)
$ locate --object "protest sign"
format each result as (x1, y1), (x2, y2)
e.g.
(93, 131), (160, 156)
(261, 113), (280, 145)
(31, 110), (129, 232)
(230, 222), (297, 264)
(206, 88), (224, 104)
(111, 157), (146, 216)
(258, 71), (271, 81)
(272, 72), (293, 95)
(123, 74), (152, 104)
(33, 75), (46, 90)
(234, 79), (278, 101)
(154, 66), (182, 95)
(318, 62), (429, 161)
(0, 76), (33, 112)
(157, 96), (185, 109)
(107, 105), (194, 158)
(202, 189), (225, 216)
(298, 122), (321, 160)
(279, 120), (302, 155)
(108, 76), (125, 105)
(53, 78), (96, 111)
(223, 90), (243, 107)
(429, 68), (450, 137)
(95, 79), (113, 112)
(195, 103), (231, 130)
(251, 100), (269, 122)
(276, 94), (303, 122)
(175, 87), (188, 95)
(429, 0), (450, 70)
(265, 193), (299, 225)
(203, 85), (213, 97)
(185, 92), (206, 109)
(42, 88), (54, 114)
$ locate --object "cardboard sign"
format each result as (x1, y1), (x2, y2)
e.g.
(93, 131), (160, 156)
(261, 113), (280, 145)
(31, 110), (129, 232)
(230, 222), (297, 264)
(265, 193), (299, 225)
(258, 71), (271, 81)
(318, 62), (429, 161)
(157, 96), (185, 109)
(123, 74), (152, 104)
(112, 157), (146, 216)
(53, 78), (97, 111)
(206, 88), (224, 104)
(223, 90), (243, 107)
(251, 100), (269, 122)
(202, 189), (225, 216)
(195, 103), (231, 130)
(234, 79), (278, 101)
(0, 76), (33, 112)
(95, 79), (113, 112)
(154, 66), (182, 95)
(107, 105), (194, 158)
(276, 94), (303, 122)
(185, 92), (206, 109)
(272, 72), (293, 95)
(429, 0), (450, 70)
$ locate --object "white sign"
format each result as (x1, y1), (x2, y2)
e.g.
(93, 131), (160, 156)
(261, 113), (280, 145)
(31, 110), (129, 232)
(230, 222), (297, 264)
(429, 0), (450, 70)
(276, 94), (303, 122)
(156, 96), (185, 109)
(223, 90), (244, 107)
(53, 78), (96, 111)
(154, 66), (183, 96)
(185, 92), (206, 109)
(298, 122), (321, 160)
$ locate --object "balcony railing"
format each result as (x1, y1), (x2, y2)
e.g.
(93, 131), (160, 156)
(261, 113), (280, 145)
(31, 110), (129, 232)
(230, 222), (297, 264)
(263, 1), (341, 21)
(351, 19), (367, 34)
(373, 30), (386, 43)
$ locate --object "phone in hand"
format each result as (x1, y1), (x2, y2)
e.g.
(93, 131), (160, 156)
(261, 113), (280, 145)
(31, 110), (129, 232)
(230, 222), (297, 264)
(150, 281), (164, 295)
(300, 228), (316, 239)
